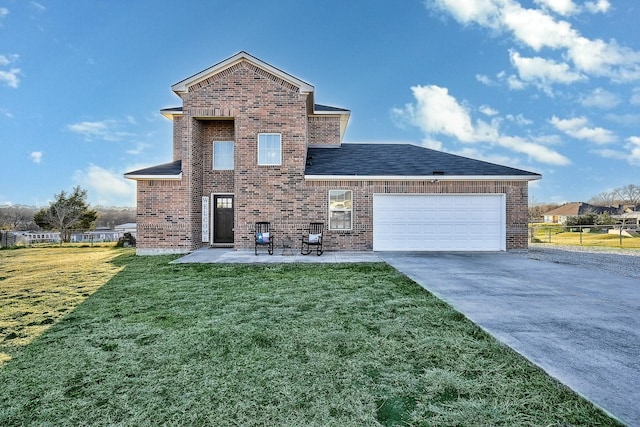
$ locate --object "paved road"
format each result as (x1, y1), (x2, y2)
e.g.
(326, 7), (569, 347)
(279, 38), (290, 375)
(378, 251), (640, 426)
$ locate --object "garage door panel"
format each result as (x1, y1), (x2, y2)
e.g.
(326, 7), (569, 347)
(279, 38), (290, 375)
(373, 194), (505, 251)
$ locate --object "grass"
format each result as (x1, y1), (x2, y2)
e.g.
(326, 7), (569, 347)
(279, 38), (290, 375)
(530, 227), (640, 249)
(0, 246), (127, 364)
(0, 248), (623, 426)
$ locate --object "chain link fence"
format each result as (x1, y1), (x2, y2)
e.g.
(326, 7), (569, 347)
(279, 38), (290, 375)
(1, 230), (128, 248)
(529, 224), (639, 247)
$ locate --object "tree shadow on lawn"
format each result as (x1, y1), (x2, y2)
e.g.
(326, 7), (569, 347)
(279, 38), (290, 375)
(0, 247), (137, 366)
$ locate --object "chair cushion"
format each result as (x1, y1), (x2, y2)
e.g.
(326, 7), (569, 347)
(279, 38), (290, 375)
(257, 232), (270, 243)
(308, 233), (321, 243)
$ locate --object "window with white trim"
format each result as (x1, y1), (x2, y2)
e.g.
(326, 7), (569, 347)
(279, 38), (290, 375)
(257, 133), (281, 166)
(213, 141), (234, 170)
(329, 190), (352, 230)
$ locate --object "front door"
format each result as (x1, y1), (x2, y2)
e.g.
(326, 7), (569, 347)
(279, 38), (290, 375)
(214, 195), (234, 244)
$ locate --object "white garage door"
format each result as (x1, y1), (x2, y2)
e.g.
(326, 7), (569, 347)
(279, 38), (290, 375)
(373, 194), (505, 251)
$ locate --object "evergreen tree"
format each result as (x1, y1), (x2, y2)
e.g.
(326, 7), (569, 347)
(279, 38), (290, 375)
(34, 186), (98, 243)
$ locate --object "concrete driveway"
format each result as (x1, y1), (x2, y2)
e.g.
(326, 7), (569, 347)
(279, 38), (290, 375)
(378, 251), (640, 426)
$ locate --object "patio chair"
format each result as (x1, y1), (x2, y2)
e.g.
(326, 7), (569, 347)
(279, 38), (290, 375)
(255, 222), (274, 255)
(301, 222), (324, 256)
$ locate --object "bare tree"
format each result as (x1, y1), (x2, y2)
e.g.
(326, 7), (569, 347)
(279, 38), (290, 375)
(588, 190), (619, 207)
(615, 184), (640, 206)
(0, 206), (38, 230)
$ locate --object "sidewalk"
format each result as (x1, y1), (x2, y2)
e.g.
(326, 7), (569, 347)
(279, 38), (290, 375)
(172, 248), (383, 264)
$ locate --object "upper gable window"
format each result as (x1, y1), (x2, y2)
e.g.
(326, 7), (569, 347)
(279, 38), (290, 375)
(257, 133), (282, 166)
(213, 141), (234, 170)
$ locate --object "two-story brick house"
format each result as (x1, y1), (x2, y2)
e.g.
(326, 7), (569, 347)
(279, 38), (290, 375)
(125, 51), (540, 254)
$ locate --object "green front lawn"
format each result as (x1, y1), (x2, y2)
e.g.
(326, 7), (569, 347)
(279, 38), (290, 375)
(0, 249), (621, 426)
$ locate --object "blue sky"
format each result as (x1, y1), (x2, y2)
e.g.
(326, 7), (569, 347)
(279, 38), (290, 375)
(1, 0), (639, 207)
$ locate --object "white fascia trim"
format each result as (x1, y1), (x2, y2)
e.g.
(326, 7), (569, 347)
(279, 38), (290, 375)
(161, 109), (183, 120)
(124, 173), (183, 181)
(172, 52), (315, 95)
(311, 109), (351, 116)
(305, 175), (541, 181)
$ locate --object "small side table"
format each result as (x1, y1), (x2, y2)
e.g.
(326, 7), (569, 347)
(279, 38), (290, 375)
(281, 239), (294, 256)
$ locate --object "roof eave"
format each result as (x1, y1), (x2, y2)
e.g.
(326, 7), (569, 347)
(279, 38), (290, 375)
(124, 172), (183, 181)
(161, 108), (183, 120)
(305, 175), (542, 181)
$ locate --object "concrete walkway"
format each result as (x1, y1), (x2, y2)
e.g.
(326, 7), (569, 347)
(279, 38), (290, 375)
(378, 252), (640, 427)
(172, 247), (384, 264)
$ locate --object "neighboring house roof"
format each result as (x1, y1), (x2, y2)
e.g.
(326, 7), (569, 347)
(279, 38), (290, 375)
(124, 160), (182, 180)
(305, 143), (540, 180)
(543, 202), (618, 217)
(171, 51), (315, 95)
(115, 223), (136, 229)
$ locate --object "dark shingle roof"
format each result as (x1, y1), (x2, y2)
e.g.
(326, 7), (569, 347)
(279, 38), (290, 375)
(314, 104), (350, 113)
(305, 144), (539, 177)
(125, 160), (182, 177)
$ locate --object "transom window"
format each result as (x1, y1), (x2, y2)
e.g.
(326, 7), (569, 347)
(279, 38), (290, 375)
(213, 141), (234, 170)
(329, 190), (352, 230)
(257, 133), (282, 166)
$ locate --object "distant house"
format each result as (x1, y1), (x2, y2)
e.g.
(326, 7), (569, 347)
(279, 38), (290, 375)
(543, 202), (620, 224)
(125, 51), (541, 254)
(115, 223), (137, 236)
(614, 211), (640, 228)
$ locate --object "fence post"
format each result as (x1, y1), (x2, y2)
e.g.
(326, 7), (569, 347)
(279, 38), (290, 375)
(579, 226), (583, 245)
(619, 227), (623, 247)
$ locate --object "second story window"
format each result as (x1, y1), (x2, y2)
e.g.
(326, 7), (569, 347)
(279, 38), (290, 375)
(258, 133), (281, 166)
(213, 141), (234, 170)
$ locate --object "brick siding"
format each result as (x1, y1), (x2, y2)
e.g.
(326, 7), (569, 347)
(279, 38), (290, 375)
(134, 57), (531, 253)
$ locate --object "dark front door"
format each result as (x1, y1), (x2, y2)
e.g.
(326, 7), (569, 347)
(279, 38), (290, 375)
(214, 195), (234, 244)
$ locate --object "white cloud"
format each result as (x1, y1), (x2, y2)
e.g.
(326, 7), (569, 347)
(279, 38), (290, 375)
(479, 105), (498, 116)
(30, 2), (46, 13)
(73, 165), (136, 206)
(593, 138), (640, 165)
(585, 0), (611, 14)
(581, 88), (620, 109)
(429, 0), (640, 84)
(67, 119), (135, 142)
(533, 0), (610, 16)
(0, 7), (8, 19)
(534, 0), (578, 16)
(625, 136), (640, 165)
(475, 74), (496, 86)
(30, 151), (43, 163)
(0, 68), (21, 88)
(605, 113), (640, 127)
(0, 54), (21, 88)
(509, 50), (585, 92)
(126, 142), (151, 155)
(506, 114), (533, 126)
(533, 0), (577, 16)
(393, 84), (570, 165)
(549, 116), (616, 144)
(0, 54), (18, 66)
